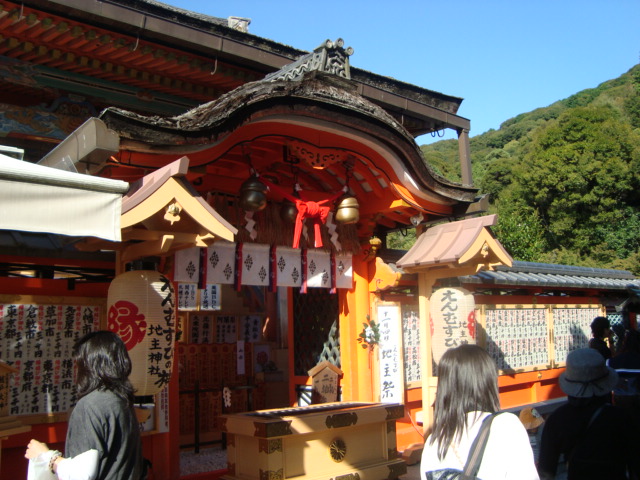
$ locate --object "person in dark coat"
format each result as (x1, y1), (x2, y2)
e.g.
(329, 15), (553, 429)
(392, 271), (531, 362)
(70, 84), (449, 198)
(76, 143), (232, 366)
(589, 316), (614, 359)
(608, 329), (640, 429)
(25, 331), (144, 480)
(537, 348), (639, 480)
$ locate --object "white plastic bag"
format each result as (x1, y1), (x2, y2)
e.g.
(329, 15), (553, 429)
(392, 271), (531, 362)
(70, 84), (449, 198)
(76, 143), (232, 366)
(27, 450), (57, 480)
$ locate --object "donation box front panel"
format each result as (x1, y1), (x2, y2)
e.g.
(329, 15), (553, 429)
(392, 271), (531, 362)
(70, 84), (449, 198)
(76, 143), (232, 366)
(221, 402), (407, 480)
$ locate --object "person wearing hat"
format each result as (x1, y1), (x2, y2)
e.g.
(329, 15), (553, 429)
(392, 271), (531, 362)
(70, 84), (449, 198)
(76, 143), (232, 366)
(537, 348), (639, 480)
(519, 407), (544, 432)
(519, 407), (545, 461)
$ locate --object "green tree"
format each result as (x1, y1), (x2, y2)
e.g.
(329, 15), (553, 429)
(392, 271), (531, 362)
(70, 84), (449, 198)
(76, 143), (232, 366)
(479, 154), (516, 201)
(421, 64), (640, 270)
(492, 202), (548, 262)
(513, 105), (640, 256)
(386, 229), (416, 250)
(624, 65), (640, 127)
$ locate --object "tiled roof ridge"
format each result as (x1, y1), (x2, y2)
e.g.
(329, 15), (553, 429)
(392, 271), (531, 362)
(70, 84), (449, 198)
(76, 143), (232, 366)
(498, 261), (636, 279)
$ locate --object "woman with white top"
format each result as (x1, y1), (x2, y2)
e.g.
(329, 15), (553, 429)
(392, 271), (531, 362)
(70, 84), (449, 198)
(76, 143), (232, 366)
(420, 344), (539, 480)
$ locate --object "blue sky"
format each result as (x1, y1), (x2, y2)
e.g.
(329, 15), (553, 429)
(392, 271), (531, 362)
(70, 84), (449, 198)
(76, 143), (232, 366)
(162, 0), (640, 144)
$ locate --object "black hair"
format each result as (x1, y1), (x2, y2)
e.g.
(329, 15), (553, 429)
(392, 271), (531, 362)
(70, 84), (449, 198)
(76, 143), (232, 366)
(590, 316), (610, 339)
(73, 330), (135, 405)
(429, 344), (500, 460)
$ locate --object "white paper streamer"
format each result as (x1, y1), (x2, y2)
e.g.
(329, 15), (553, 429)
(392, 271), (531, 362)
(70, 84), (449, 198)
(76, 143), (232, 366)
(326, 211), (342, 250)
(244, 210), (257, 240)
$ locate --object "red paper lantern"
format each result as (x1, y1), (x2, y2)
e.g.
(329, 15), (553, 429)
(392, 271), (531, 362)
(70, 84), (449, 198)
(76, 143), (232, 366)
(429, 287), (476, 364)
(107, 269), (177, 396)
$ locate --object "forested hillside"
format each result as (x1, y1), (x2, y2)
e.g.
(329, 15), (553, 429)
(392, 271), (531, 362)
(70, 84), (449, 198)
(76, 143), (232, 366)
(419, 64), (640, 274)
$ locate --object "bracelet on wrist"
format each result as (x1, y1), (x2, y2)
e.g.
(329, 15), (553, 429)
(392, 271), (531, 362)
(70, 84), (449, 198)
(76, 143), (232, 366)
(49, 450), (62, 474)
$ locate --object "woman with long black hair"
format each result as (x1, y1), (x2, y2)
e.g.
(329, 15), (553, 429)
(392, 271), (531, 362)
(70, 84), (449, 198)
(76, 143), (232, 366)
(420, 344), (538, 479)
(26, 330), (144, 480)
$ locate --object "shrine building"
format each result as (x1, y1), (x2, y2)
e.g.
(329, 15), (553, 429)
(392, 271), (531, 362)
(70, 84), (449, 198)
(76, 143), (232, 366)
(0, 2), (638, 479)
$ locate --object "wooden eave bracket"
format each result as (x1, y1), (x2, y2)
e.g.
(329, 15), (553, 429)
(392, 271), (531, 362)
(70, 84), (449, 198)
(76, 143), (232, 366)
(457, 228), (513, 271)
(119, 231), (217, 264)
(121, 235), (175, 265)
(369, 257), (402, 292)
(122, 228), (215, 246)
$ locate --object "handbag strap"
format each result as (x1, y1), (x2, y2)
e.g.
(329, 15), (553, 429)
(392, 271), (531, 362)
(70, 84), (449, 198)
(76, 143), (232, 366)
(460, 412), (500, 479)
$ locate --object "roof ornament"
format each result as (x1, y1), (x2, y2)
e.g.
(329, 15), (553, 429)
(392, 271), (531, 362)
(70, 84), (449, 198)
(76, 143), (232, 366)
(227, 16), (251, 32)
(265, 38), (354, 82)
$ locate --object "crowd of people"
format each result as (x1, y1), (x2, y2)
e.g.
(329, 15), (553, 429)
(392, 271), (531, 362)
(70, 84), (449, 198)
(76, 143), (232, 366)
(24, 318), (640, 480)
(421, 316), (640, 480)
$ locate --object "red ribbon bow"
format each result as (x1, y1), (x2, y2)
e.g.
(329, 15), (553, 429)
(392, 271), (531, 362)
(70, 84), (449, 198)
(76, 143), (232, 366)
(258, 177), (344, 248)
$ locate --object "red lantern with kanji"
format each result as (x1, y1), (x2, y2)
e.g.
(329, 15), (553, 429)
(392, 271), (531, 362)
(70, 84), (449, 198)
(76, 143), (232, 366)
(429, 287), (476, 364)
(107, 269), (177, 396)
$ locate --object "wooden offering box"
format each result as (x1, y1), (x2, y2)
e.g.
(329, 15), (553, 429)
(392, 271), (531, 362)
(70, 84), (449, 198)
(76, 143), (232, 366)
(221, 402), (406, 480)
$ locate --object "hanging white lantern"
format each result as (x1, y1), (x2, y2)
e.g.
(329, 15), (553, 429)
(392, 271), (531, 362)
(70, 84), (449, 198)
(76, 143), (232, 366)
(429, 287), (476, 364)
(107, 269), (177, 396)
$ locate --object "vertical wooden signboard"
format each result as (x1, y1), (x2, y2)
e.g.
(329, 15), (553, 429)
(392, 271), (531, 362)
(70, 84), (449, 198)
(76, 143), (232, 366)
(376, 303), (405, 404)
(402, 306), (421, 386)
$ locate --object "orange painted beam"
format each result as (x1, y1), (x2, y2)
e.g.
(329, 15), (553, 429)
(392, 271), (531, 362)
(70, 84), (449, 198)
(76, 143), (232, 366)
(0, 277), (109, 297)
(497, 368), (565, 409)
(0, 255), (114, 269)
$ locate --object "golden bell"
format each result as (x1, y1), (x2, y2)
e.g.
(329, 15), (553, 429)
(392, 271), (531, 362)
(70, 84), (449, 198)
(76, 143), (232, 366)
(281, 198), (298, 223)
(239, 177), (267, 212)
(335, 195), (359, 224)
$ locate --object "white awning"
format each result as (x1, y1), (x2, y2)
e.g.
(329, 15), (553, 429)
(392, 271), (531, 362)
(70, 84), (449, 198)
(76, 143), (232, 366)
(0, 155), (129, 241)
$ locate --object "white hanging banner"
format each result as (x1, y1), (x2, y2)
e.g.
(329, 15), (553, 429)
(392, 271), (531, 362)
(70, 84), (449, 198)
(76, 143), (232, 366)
(335, 253), (353, 290)
(274, 246), (302, 287)
(377, 303), (405, 404)
(206, 241), (236, 285)
(200, 284), (221, 310)
(174, 247), (200, 282)
(240, 315), (262, 342)
(175, 242), (353, 291)
(306, 249), (331, 288)
(177, 282), (198, 310)
(216, 315), (237, 343)
(241, 243), (270, 286)
(189, 313), (214, 344)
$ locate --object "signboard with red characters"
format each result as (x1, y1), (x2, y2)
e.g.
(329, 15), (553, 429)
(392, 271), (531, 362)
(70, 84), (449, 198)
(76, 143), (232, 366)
(429, 287), (476, 364)
(0, 298), (102, 417)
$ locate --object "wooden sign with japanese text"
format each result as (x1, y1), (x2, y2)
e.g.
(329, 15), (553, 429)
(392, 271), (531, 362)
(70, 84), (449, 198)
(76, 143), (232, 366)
(0, 296), (103, 420)
(552, 306), (602, 365)
(402, 307), (421, 385)
(376, 303), (405, 404)
(483, 305), (548, 372)
(480, 304), (601, 372)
